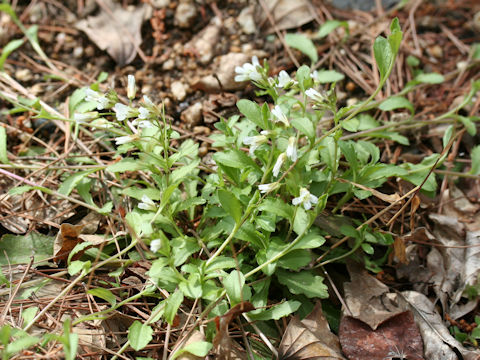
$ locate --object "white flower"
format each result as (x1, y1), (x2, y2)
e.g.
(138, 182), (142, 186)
(114, 103), (138, 121)
(273, 153), (287, 177)
(127, 75), (136, 100)
(271, 105), (289, 126)
(310, 70), (318, 81)
(243, 135), (267, 156)
(85, 88), (111, 110)
(277, 70), (295, 88)
(150, 239), (162, 252)
(73, 111), (98, 124)
(286, 137), (297, 161)
(115, 134), (139, 145)
(292, 188), (318, 210)
(132, 119), (154, 128)
(138, 195), (157, 211)
(258, 182), (279, 193)
(234, 56), (262, 82)
(305, 88), (326, 103)
(143, 95), (154, 107)
(138, 107), (150, 119)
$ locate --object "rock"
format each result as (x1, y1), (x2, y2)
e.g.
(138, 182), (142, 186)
(181, 102), (203, 128)
(193, 52), (250, 92)
(171, 81), (187, 101)
(162, 58), (175, 70)
(237, 6), (256, 34)
(185, 18), (220, 65)
(15, 68), (33, 82)
(174, 0), (197, 29)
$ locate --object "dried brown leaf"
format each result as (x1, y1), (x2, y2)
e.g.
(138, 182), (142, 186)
(339, 311), (423, 360)
(254, 0), (314, 33)
(75, 0), (151, 65)
(279, 302), (345, 360)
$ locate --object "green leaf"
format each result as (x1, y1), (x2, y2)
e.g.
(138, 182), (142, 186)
(128, 321), (153, 351)
(106, 158), (145, 172)
(0, 126), (9, 164)
(248, 300), (301, 321)
(285, 33), (318, 64)
(170, 159), (199, 184)
(0, 39), (23, 70)
(258, 198), (294, 220)
(317, 20), (349, 38)
(68, 260), (90, 276)
(415, 73), (444, 84)
(171, 341), (213, 360)
(213, 149), (259, 170)
(443, 125), (454, 148)
(319, 136), (338, 171)
(276, 269), (328, 298)
(8, 185), (34, 195)
(388, 18), (402, 55)
(0, 233), (54, 266)
(470, 145), (480, 175)
(0, 325), (11, 345)
(223, 270), (246, 305)
(296, 65), (311, 92)
(21, 307), (38, 328)
(293, 207), (311, 236)
(205, 256), (236, 273)
(58, 169), (98, 196)
(373, 36), (392, 80)
(237, 99), (264, 128)
(87, 288), (117, 307)
(314, 70), (345, 83)
(278, 249), (312, 270)
(291, 117), (315, 140)
(291, 231), (326, 250)
(217, 189), (242, 224)
(378, 96), (414, 114)
(459, 116), (476, 136)
(165, 290), (184, 325)
(6, 334), (40, 355)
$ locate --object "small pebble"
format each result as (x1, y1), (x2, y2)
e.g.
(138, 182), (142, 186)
(174, 1), (197, 29)
(193, 126), (211, 135)
(181, 102), (203, 128)
(15, 68), (33, 82)
(171, 81), (187, 101)
(163, 58), (175, 70)
(73, 46), (84, 58)
(198, 146), (208, 157)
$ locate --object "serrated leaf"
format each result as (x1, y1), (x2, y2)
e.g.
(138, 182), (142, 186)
(276, 269), (328, 298)
(218, 189), (242, 224)
(87, 288), (116, 306)
(291, 116), (315, 140)
(293, 207), (311, 236)
(258, 198), (294, 220)
(128, 321), (153, 351)
(292, 231), (326, 250)
(379, 96), (414, 114)
(285, 33), (318, 64)
(237, 99), (264, 128)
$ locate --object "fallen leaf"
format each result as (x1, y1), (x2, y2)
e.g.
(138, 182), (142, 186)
(0, 232), (54, 266)
(254, 0), (315, 33)
(278, 302), (345, 359)
(400, 291), (480, 360)
(75, 0), (152, 65)
(344, 262), (403, 330)
(339, 311), (423, 360)
(53, 223), (109, 263)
